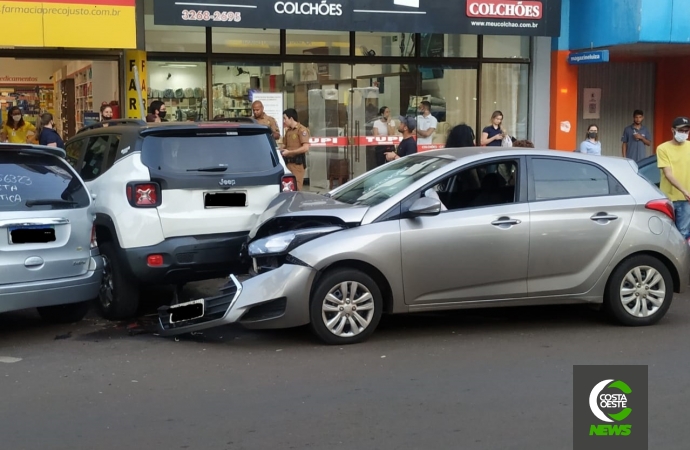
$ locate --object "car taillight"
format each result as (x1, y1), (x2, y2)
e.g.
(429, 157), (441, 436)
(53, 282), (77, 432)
(147, 254), (164, 267)
(281, 175), (297, 192)
(90, 224), (97, 249)
(126, 182), (161, 208)
(646, 199), (675, 221)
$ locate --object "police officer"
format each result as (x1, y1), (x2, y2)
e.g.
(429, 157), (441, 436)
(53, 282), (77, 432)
(252, 101), (280, 140)
(281, 108), (310, 190)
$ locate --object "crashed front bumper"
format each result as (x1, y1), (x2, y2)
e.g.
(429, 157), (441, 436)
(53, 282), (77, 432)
(157, 264), (317, 336)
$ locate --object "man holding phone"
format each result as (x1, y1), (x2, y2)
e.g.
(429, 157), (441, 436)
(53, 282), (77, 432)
(621, 109), (652, 161)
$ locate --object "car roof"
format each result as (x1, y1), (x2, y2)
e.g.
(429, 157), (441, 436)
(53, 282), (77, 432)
(0, 143), (66, 159)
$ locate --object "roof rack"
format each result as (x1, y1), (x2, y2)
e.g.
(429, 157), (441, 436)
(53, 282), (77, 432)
(210, 117), (259, 124)
(77, 119), (147, 134)
(0, 143), (66, 158)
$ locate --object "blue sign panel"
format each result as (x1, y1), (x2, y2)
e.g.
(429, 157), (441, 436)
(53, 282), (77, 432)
(568, 50), (610, 65)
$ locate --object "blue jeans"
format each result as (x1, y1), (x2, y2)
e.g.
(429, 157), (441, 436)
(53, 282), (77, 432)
(673, 201), (690, 239)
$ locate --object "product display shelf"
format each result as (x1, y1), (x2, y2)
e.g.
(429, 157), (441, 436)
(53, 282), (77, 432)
(74, 65), (94, 129)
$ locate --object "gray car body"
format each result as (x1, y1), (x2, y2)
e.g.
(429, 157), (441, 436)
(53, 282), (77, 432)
(159, 148), (690, 335)
(0, 144), (103, 313)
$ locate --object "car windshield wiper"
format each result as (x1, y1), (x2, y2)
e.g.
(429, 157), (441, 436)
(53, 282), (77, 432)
(186, 166), (228, 172)
(25, 199), (79, 207)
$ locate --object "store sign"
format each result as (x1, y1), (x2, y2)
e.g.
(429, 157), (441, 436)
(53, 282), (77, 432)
(125, 51), (147, 120)
(568, 50), (610, 65)
(0, 0), (136, 48)
(153, 0), (561, 37)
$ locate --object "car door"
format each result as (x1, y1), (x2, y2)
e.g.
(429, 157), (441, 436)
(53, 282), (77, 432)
(526, 157), (635, 296)
(399, 157), (530, 306)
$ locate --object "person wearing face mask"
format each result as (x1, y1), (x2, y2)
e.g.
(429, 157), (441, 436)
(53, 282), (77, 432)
(146, 100), (167, 123)
(101, 104), (113, 121)
(36, 113), (65, 149)
(656, 116), (690, 242)
(1, 106), (36, 143)
(579, 124), (601, 155)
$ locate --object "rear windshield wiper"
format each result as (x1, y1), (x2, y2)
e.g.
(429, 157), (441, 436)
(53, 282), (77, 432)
(186, 166), (228, 172)
(25, 199), (79, 207)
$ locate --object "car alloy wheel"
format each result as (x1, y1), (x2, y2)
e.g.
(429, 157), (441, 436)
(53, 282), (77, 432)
(321, 281), (376, 338)
(619, 265), (666, 318)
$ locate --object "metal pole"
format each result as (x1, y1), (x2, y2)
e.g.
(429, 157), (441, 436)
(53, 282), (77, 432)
(133, 65), (146, 120)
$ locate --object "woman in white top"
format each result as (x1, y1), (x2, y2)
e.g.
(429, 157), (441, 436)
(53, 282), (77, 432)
(579, 124), (602, 155)
(372, 106), (397, 167)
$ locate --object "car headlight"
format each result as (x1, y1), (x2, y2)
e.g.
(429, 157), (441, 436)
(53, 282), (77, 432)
(248, 226), (343, 257)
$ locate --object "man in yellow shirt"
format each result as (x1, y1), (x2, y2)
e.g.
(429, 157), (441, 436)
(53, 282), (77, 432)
(656, 116), (690, 240)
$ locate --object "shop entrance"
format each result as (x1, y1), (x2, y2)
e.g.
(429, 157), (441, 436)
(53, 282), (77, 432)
(0, 58), (120, 142)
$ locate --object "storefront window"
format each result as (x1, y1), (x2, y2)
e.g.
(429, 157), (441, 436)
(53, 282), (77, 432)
(483, 36), (530, 59)
(355, 32), (416, 58)
(144, 0), (206, 52)
(211, 63), (283, 123)
(287, 31), (350, 56)
(212, 28), (280, 54)
(147, 61), (208, 122)
(420, 34), (478, 58)
(480, 63), (529, 140)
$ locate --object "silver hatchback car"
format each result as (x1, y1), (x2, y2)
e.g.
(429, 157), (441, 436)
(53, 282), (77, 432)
(159, 148), (690, 344)
(0, 144), (102, 323)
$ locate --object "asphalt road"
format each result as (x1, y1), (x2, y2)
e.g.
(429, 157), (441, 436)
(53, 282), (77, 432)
(2, 280), (690, 450)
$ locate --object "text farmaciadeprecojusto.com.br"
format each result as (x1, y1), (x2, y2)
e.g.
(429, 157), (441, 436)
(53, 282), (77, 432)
(0, 5), (121, 17)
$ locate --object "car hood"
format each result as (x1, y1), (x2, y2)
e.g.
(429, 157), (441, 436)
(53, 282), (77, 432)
(249, 192), (369, 240)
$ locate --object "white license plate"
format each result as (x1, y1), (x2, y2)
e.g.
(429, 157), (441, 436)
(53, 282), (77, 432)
(169, 299), (205, 323)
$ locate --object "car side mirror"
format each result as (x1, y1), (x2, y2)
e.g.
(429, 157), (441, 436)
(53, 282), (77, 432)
(408, 197), (442, 217)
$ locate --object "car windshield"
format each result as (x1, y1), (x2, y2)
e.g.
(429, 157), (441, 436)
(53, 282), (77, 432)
(330, 155), (452, 206)
(141, 131), (278, 174)
(0, 152), (90, 211)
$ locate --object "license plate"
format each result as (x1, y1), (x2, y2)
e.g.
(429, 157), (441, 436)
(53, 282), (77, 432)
(205, 192), (247, 208)
(169, 299), (205, 323)
(9, 226), (56, 244)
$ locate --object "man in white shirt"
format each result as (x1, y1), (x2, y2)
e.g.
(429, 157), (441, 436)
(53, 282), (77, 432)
(416, 100), (437, 145)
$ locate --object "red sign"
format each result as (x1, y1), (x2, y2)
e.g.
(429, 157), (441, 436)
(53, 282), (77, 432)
(307, 136), (445, 152)
(466, 0), (543, 20)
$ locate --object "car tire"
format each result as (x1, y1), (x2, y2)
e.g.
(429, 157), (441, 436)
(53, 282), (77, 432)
(309, 268), (383, 345)
(605, 255), (674, 326)
(37, 301), (90, 324)
(96, 241), (140, 321)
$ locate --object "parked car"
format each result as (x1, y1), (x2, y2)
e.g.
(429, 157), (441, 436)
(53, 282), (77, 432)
(0, 143), (102, 323)
(157, 148), (690, 344)
(64, 119), (296, 320)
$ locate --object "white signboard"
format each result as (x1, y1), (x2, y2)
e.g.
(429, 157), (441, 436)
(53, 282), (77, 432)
(583, 88), (601, 120)
(251, 92), (284, 139)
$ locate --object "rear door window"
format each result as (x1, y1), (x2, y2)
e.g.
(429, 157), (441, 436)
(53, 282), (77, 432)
(530, 158), (626, 201)
(0, 152), (90, 211)
(80, 135), (112, 181)
(140, 131), (277, 174)
(65, 139), (85, 169)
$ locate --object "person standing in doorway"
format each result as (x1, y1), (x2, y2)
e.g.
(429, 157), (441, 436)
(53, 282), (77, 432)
(481, 111), (505, 147)
(416, 101), (437, 146)
(621, 109), (652, 161)
(1, 106), (36, 143)
(36, 113), (64, 149)
(656, 117), (690, 242)
(281, 108), (310, 191)
(146, 100), (167, 123)
(385, 116), (417, 161)
(373, 106), (397, 167)
(579, 124), (602, 155)
(252, 101), (280, 140)
(100, 104), (113, 122)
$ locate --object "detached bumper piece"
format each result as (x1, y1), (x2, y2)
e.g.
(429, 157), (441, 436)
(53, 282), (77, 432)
(157, 274), (241, 335)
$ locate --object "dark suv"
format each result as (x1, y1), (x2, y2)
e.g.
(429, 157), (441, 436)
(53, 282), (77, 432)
(63, 119), (296, 320)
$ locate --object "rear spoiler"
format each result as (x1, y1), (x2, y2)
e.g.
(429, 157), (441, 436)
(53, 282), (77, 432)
(0, 143), (66, 159)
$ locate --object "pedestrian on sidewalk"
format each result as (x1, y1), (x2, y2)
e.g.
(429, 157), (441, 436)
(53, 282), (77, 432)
(385, 116), (417, 161)
(656, 116), (690, 241)
(281, 108), (310, 191)
(579, 124), (601, 155)
(621, 109), (652, 161)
